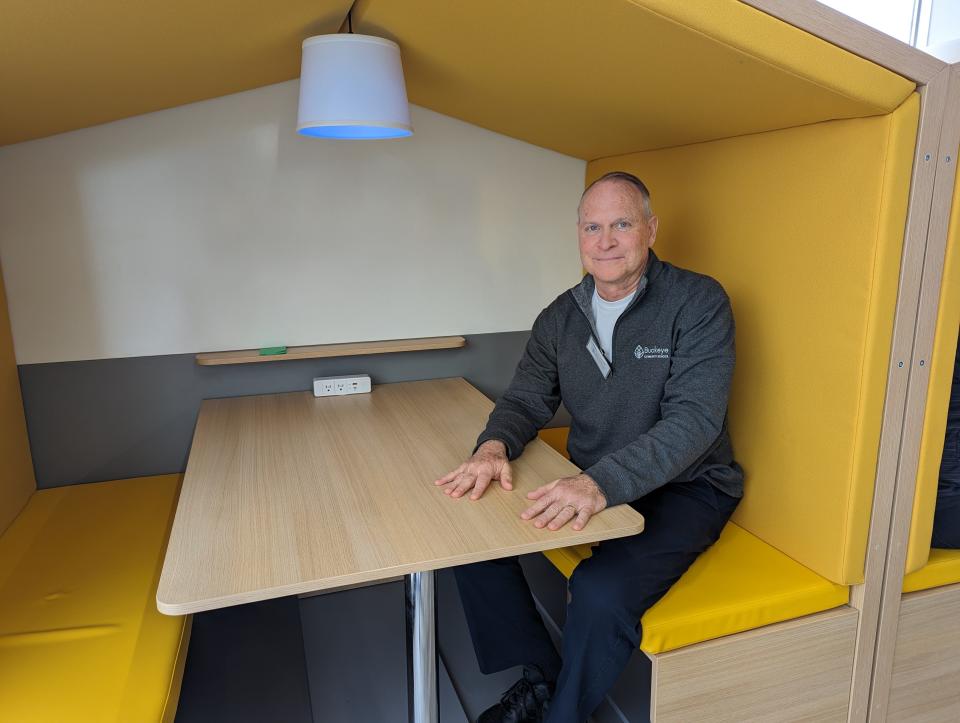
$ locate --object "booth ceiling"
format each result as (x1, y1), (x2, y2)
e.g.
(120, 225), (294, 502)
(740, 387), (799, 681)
(1, 0), (916, 157)
(0, 0), (353, 147)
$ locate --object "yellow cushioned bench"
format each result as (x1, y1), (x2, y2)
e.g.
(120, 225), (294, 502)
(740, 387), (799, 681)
(537, 430), (848, 654)
(544, 525), (847, 654)
(902, 549), (960, 594)
(0, 474), (190, 723)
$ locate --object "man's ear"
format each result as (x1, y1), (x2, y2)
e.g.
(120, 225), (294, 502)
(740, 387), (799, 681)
(647, 215), (659, 246)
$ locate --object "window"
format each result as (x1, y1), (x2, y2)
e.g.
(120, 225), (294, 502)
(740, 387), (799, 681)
(818, 0), (960, 56)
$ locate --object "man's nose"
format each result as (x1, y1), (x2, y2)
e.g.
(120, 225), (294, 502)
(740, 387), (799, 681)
(598, 229), (616, 249)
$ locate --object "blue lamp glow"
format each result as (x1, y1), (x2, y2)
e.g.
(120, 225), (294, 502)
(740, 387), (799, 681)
(297, 34), (413, 140)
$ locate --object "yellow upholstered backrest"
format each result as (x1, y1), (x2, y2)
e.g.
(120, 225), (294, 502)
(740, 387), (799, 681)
(904, 165), (960, 573)
(0, 262), (35, 535)
(538, 427), (571, 460)
(587, 95), (919, 584)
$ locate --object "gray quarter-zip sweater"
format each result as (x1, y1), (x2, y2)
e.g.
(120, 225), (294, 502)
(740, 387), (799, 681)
(476, 251), (744, 506)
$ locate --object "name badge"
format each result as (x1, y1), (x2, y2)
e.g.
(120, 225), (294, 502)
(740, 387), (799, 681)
(586, 336), (611, 379)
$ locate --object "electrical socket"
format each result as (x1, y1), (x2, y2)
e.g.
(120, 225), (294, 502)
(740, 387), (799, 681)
(313, 374), (372, 397)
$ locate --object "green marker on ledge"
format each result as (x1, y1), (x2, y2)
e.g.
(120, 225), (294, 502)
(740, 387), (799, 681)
(259, 346), (288, 356)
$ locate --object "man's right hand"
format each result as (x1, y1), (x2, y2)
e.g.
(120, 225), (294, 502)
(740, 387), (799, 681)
(433, 439), (514, 501)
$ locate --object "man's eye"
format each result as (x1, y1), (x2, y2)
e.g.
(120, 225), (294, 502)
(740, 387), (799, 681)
(616, 221), (631, 230)
(585, 224), (600, 233)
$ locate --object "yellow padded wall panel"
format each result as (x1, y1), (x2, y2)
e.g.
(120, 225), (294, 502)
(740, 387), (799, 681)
(355, 0), (913, 160)
(637, 1), (913, 112)
(588, 95), (919, 584)
(0, 0), (354, 146)
(0, 263), (35, 535)
(904, 160), (960, 572)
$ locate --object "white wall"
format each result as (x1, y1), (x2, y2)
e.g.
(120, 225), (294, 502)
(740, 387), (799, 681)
(0, 81), (585, 365)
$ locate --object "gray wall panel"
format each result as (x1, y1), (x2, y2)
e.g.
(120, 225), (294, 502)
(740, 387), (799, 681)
(19, 331), (571, 489)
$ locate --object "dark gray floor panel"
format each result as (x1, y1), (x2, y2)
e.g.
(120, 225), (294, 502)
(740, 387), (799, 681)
(299, 580), (467, 723)
(437, 566), (533, 722)
(518, 551), (569, 630)
(593, 649), (652, 723)
(175, 596), (314, 723)
(300, 583), (408, 722)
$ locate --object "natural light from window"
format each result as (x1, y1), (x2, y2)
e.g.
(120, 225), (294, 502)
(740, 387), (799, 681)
(818, 0), (917, 44)
(817, 0), (960, 55)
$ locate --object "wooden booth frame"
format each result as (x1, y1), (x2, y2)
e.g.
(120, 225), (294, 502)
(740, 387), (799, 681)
(742, 3), (960, 722)
(556, 2), (960, 721)
(536, 4), (958, 721)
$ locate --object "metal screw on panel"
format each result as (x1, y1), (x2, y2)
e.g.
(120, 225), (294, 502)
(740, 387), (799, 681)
(920, 359), (925, 366)
(898, 361), (904, 368)
(925, 153), (931, 161)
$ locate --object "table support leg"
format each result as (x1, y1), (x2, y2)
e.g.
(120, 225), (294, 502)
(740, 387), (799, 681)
(406, 570), (438, 723)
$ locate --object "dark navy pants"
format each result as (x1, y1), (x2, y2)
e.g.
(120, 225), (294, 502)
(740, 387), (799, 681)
(932, 491), (960, 549)
(454, 479), (740, 723)
(932, 335), (960, 549)
(933, 425), (960, 549)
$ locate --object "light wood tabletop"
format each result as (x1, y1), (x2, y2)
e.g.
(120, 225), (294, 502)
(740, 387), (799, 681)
(157, 378), (644, 615)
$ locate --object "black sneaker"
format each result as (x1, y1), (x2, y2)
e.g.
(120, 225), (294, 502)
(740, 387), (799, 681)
(477, 666), (554, 723)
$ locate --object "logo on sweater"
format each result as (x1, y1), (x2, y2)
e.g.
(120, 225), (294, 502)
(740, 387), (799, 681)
(634, 345), (670, 359)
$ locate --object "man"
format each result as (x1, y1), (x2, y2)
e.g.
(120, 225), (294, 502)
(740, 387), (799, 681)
(434, 171), (744, 723)
(931, 334), (959, 549)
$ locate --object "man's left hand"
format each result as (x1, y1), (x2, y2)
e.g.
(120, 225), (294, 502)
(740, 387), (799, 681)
(521, 474), (607, 531)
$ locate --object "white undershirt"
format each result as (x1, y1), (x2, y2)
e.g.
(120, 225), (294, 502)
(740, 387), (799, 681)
(591, 287), (636, 361)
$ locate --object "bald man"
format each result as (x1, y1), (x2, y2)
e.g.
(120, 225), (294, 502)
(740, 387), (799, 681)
(435, 172), (744, 723)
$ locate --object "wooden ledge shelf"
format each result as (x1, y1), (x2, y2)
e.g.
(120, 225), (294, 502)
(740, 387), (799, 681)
(196, 336), (466, 366)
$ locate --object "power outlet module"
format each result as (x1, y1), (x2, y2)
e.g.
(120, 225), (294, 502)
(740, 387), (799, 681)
(313, 374), (372, 397)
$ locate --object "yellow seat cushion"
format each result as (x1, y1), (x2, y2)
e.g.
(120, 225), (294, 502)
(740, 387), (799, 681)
(902, 548), (960, 594)
(0, 475), (189, 723)
(544, 523), (848, 654)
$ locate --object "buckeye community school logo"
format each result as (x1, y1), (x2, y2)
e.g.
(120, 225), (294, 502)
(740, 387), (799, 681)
(634, 344), (670, 359)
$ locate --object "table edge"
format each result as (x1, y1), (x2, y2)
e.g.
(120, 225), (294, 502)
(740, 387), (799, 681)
(156, 517), (643, 616)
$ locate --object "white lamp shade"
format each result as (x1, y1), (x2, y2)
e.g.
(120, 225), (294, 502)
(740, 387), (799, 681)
(297, 34), (413, 139)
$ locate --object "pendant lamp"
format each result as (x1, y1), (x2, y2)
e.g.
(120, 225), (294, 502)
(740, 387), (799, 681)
(297, 33), (413, 139)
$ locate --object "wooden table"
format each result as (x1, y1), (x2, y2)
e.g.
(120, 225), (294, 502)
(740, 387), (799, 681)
(157, 378), (644, 722)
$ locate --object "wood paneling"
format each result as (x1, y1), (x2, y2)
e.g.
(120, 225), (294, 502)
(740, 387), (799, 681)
(869, 64), (960, 722)
(196, 336), (466, 365)
(652, 608), (858, 722)
(888, 584), (960, 722)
